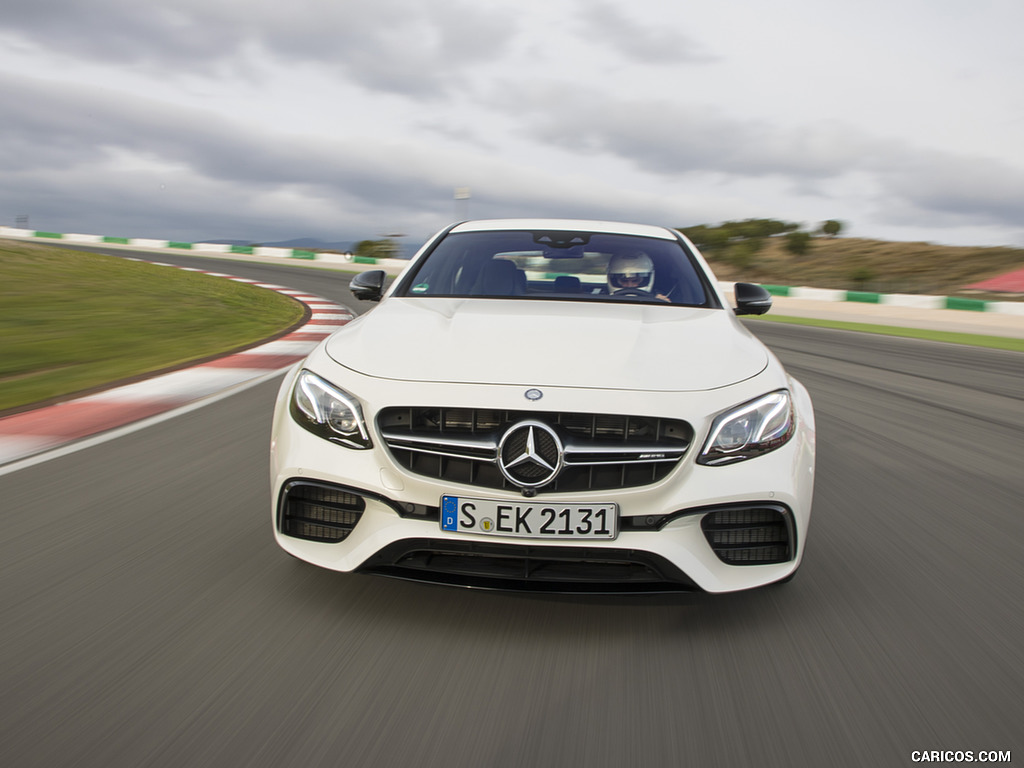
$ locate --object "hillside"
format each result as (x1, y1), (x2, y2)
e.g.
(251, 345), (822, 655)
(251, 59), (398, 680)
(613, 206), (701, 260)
(698, 236), (1024, 299)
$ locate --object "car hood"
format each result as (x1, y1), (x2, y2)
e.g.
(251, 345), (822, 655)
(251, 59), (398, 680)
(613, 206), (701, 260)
(325, 298), (769, 392)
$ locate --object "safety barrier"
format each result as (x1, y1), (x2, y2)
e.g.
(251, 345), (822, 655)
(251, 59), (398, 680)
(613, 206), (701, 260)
(3, 225), (1021, 315)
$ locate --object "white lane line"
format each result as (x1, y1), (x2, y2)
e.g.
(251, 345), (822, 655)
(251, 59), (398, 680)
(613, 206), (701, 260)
(0, 436), (63, 466)
(0, 370), (288, 478)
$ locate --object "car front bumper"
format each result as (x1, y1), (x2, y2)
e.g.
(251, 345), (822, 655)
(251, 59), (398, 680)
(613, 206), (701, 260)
(270, 361), (815, 593)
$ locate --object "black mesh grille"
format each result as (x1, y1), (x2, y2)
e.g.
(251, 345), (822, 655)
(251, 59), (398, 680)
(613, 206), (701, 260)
(360, 538), (700, 592)
(700, 504), (793, 565)
(378, 407), (692, 493)
(279, 482), (366, 542)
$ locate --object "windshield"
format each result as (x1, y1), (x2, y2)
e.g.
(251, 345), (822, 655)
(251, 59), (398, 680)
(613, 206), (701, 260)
(395, 230), (717, 307)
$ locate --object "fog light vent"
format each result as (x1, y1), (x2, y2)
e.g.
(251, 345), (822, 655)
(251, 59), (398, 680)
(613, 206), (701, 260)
(700, 504), (793, 565)
(280, 481), (366, 542)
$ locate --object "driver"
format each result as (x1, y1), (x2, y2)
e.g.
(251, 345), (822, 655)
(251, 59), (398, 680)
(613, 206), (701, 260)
(607, 251), (668, 300)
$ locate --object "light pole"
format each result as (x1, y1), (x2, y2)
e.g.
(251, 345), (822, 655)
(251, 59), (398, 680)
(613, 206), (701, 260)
(454, 187), (471, 221)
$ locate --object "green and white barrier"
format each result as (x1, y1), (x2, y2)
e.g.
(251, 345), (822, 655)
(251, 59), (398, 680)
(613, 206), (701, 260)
(722, 282), (1024, 316)
(1, 226), (333, 262)
(3, 225), (1021, 315)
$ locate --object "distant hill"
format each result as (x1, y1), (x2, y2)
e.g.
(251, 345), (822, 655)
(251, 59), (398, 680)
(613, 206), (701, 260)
(699, 236), (1024, 297)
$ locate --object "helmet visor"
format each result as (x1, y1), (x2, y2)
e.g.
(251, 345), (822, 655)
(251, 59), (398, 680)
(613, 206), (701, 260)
(609, 271), (652, 289)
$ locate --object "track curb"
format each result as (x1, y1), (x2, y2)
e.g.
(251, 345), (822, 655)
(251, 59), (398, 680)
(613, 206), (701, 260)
(0, 258), (353, 468)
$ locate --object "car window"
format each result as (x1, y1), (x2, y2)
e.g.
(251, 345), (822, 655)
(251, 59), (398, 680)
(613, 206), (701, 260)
(397, 230), (715, 307)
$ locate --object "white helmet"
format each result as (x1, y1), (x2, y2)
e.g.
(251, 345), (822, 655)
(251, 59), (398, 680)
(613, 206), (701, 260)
(607, 251), (654, 294)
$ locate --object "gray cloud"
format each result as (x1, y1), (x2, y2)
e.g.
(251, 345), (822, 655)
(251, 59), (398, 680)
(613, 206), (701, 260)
(4, 0), (1024, 248)
(0, 73), (689, 242)
(492, 82), (1024, 234)
(873, 152), (1024, 231)
(1, 73), (408, 189)
(1, 0), (518, 97)
(574, 0), (716, 64)
(8, 66), (1024, 243)
(497, 82), (881, 178)
(0, 73), (456, 238)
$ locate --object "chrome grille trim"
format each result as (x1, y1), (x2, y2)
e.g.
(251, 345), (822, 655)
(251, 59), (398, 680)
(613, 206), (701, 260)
(377, 408), (693, 493)
(382, 432), (498, 460)
(562, 438), (688, 464)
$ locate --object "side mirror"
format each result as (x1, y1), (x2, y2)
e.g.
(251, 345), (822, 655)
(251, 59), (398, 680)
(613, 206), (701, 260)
(350, 270), (387, 302)
(733, 282), (772, 316)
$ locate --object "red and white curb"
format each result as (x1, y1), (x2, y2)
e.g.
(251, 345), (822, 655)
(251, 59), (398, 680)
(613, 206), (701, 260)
(0, 262), (354, 467)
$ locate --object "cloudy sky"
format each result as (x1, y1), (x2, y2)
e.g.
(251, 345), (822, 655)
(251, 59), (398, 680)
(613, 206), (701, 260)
(2, 0), (1023, 247)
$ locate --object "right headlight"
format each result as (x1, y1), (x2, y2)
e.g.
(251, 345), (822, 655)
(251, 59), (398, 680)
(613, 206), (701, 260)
(698, 390), (794, 466)
(290, 369), (371, 449)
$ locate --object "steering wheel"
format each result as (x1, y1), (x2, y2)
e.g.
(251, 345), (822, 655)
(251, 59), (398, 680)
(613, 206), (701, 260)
(612, 287), (671, 303)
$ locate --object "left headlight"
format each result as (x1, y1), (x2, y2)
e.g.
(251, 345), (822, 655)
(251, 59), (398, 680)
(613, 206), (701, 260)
(698, 390), (794, 466)
(290, 369), (372, 449)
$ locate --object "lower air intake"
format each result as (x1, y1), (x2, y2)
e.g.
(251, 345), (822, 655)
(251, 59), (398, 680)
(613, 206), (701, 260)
(700, 504), (794, 565)
(360, 539), (699, 593)
(279, 481), (365, 543)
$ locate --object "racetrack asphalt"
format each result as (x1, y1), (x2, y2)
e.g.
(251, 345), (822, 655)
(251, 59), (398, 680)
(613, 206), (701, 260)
(763, 294), (1024, 339)
(1, 305), (1020, 768)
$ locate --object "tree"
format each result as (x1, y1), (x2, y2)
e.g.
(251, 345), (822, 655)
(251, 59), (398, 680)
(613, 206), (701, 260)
(727, 238), (763, 269)
(677, 218), (799, 253)
(784, 231), (812, 257)
(353, 238), (399, 260)
(679, 225), (730, 251)
(821, 220), (843, 237)
(723, 218), (799, 240)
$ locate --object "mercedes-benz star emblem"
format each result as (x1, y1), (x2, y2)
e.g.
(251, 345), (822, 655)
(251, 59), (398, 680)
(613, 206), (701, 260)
(524, 388), (543, 402)
(497, 420), (563, 489)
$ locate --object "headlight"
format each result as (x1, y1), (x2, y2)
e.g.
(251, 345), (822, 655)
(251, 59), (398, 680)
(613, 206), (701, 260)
(290, 369), (371, 449)
(698, 390), (794, 466)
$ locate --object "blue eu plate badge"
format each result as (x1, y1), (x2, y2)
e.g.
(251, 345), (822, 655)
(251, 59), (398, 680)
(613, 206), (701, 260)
(442, 496), (459, 531)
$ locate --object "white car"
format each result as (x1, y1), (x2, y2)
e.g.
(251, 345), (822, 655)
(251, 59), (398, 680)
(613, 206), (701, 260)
(270, 219), (815, 592)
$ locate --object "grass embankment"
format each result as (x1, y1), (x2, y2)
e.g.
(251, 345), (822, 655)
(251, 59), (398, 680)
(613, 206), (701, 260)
(0, 242), (306, 414)
(704, 236), (1024, 298)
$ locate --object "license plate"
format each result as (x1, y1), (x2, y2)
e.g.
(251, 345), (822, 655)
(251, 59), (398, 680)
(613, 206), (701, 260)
(440, 495), (618, 540)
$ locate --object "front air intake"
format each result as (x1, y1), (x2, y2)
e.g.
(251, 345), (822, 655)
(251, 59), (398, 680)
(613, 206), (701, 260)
(279, 481), (366, 542)
(700, 504), (794, 565)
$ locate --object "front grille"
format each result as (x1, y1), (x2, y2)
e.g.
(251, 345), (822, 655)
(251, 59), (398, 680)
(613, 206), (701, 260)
(360, 538), (699, 592)
(279, 481), (366, 542)
(700, 504), (793, 565)
(378, 407), (692, 493)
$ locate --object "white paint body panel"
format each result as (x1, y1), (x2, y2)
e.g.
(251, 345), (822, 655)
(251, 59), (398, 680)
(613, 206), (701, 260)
(326, 299), (768, 391)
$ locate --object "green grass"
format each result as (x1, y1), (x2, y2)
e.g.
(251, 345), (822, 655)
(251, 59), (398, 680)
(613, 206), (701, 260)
(749, 314), (1024, 353)
(0, 242), (306, 413)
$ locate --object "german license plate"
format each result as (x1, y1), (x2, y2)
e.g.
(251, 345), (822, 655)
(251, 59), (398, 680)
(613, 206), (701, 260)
(440, 495), (617, 540)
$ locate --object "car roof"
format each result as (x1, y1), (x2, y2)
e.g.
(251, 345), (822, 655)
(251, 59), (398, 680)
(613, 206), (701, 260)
(448, 219), (679, 240)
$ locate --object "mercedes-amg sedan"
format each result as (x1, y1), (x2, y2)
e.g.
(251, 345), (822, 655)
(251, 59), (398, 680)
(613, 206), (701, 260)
(270, 219), (815, 592)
